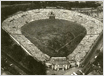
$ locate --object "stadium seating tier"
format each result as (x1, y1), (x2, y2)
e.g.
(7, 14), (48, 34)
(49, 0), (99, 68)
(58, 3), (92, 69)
(2, 9), (103, 63)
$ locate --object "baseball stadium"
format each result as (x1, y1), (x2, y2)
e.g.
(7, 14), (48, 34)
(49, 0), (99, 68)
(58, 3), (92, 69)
(1, 1), (103, 75)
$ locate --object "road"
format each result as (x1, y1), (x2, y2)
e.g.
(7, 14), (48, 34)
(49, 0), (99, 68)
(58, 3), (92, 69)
(81, 31), (103, 66)
(1, 51), (34, 75)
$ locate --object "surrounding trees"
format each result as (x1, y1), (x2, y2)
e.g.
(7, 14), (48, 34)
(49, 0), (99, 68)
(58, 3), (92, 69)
(1, 1), (101, 8)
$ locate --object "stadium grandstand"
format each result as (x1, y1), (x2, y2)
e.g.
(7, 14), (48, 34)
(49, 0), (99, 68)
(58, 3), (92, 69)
(1, 1), (103, 75)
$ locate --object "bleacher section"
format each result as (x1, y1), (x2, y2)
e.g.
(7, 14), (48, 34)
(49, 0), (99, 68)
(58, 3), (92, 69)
(2, 9), (103, 63)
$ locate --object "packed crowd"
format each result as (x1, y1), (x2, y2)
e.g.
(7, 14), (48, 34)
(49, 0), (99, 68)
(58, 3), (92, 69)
(2, 9), (103, 64)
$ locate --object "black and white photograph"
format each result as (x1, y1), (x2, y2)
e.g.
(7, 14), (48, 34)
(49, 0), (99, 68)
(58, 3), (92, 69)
(1, 1), (103, 75)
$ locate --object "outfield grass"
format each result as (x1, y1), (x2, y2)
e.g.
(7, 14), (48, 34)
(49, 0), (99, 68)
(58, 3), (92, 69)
(21, 19), (86, 57)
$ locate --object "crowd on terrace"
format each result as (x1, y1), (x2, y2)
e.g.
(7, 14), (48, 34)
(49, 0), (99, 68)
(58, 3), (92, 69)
(2, 8), (103, 65)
